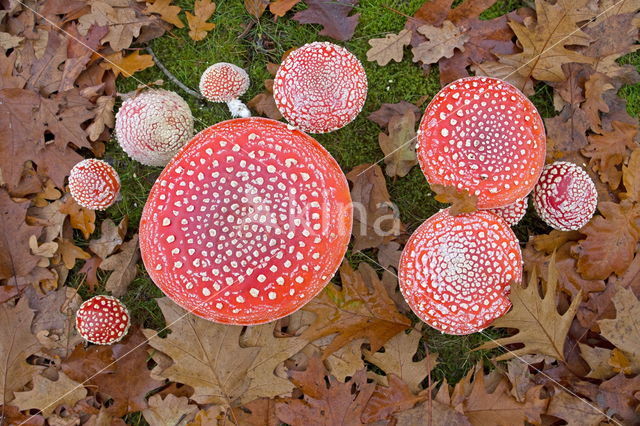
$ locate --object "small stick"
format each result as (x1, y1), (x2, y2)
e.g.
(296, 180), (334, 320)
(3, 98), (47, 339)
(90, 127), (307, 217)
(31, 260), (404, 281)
(146, 46), (203, 100)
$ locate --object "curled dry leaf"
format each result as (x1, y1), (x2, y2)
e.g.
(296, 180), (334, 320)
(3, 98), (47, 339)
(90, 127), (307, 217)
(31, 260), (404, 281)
(12, 372), (87, 417)
(412, 21), (469, 66)
(186, 0), (216, 41)
(98, 233), (140, 297)
(367, 29), (412, 66)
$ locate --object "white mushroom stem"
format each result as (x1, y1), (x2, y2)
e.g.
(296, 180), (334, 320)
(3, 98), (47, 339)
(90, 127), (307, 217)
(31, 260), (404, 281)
(227, 99), (251, 118)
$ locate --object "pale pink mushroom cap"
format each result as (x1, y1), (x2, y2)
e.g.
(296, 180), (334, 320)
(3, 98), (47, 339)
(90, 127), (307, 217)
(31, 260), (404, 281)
(273, 42), (368, 134)
(115, 89), (194, 167)
(139, 117), (352, 325)
(532, 162), (597, 231)
(68, 159), (120, 211)
(417, 77), (546, 209)
(199, 62), (250, 103)
(75, 295), (130, 345)
(399, 209), (522, 335)
(488, 197), (528, 227)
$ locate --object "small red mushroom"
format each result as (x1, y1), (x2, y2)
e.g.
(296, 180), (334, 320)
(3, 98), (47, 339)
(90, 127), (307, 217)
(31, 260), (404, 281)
(199, 62), (251, 118)
(398, 209), (522, 335)
(417, 77), (546, 209)
(532, 161), (597, 231)
(139, 117), (352, 325)
(488, 197), (528, 227)
(68, 159), (120, 210)
(75, 295), (130, 345)
(273, 42), (368, 134)
(115, 89), (194, 166)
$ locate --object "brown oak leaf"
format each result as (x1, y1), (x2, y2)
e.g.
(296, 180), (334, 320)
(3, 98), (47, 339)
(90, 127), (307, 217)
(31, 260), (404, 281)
(89, 217), (127, 260)
(99, 233), (140, 297)
(378, 110), (418, 178)
(12, 372), (86, 417)
(362, 375), (426, 424)
(270, 0), (300, 17)
(142, 394), (198, 426)
(621, 149), (640, 202)
(245, 0), (269, 18)
(366, 29), (411, 66)
(101, 51), (155, 78)
(431, 184), (478, 215)
(598, 286), (640, 374)
(186, 0), (216, 41)
(411, 20), (469, 66)
(293, 0), (360, 41)
(59, 196), (96, 239)
(368, 101), (421, 129)
(145, 0), (184, 28)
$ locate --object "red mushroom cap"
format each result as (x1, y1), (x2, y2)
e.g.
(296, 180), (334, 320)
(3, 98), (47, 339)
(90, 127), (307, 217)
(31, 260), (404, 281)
(398, 208), (522, 335)
(417, 77), (546, 209)
(139, 117), (352, 325)
(199, 63), (250, 103)
(68, 159), (120, 211)
(532, 161), (597, 231)
(115, 89), (194, 167)
(273, 42), (368, 134)
(75, 295), (130, 345)
(488, 197), (528, 227)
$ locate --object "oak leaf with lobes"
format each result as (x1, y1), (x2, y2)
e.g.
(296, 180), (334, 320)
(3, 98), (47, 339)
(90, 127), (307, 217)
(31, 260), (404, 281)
(186, 0), (216, 41)
(367, 29), (411, 66)
(12, 372), (87, 417)
(411, 20), (469, 65)
(598, 286), (640, 374)
(378, 109), (418, 178)
(293, 0), (360, 41)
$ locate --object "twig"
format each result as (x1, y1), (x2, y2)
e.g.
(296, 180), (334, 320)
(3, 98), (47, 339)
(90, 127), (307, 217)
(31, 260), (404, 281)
(146, 46), (203, 100)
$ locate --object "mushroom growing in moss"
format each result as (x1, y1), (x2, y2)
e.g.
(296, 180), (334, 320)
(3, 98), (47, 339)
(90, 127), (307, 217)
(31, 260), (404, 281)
(68, 159), (120, 210)
(199, 63), (251, 118)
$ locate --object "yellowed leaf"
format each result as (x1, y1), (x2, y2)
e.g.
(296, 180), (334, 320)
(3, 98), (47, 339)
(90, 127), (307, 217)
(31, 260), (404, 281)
(101, 51), (155, 78)
(186, 0), (216, 41)
(145, 0), (184, 28)
(57, 238), (91, 270)
(59, 196), (95, 239)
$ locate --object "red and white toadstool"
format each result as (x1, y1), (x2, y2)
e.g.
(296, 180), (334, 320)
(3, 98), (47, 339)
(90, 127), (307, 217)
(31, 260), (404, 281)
(68, 159), (120, 210)
(199, 62), (251, 118)
(115, 89), (194, 167)
(532, 161), (597, 231)
(273, 42), (368, 134)
(417, 77), (546, 209)
(139, 117), (352, 325)
(488, 197), (528, 227)
(398, 208), (522, 335)
(75, 295), (130, 345)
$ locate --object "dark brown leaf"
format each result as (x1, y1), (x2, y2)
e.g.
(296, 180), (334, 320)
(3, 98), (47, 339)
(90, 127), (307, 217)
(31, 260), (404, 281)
(368, 101), (421, 129)
(378, 110), (418, 178)
(293, 0), (360, 41)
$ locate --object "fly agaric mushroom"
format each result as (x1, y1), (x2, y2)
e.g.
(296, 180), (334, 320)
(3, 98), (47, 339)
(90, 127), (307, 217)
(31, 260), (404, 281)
(199, 62), (251, 118)
(139, 117), (352, 325)
(417, 77), (546, 209)
(115, 89), (194, 167)
(68, 159), (120, 210)
(532, 161), (597, 231)
(75, 295), (130, 345)
(273, 42), (368, 134)
(488, 197), (528, 227)
(398, 208), (522, 335)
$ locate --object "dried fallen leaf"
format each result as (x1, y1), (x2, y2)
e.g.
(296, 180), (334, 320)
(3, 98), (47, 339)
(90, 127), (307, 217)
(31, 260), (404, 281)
(362, 374), (426, 423)
(367, 29), (412, 66)
(412, 21), (469, 65)
(145, 0), (184, 28)
(142, 394), (198, 426)
(186, 0), (216, 41)
(477, 255), (582, 361)
(57, 238), (91, 270)
(579, 343), (615, 379)
(621, 149), (640, 202)
(89, 217), (127, 260)
(245, 0), (269, 18)
(270, 0), (300, 16)
(59, 197), (96, 239)
(101, 51), (155, 78)
(598, 286), (640, 374)
(247, 79), (282, 120)
(86, 96), (115, 142)
(546, 388), (605, 425)
(12, 372), (87, 417)
(293, 0), (360, 41)
(378, 110), (418, 178)
(431, 184), (478, 215)
(99, 234), (140, 297)
(368, 101), (421, 129)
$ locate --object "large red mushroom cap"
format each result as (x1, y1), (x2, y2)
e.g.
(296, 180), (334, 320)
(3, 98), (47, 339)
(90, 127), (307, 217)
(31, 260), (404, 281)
(488, 197), (528, 227)
(68, 159), (120, 211)
(398, 209), (522, 335)
(532, 161), (597, 231)
(417, 77), (546, 209)
(139, 117), (352, 325)
(273, 42), (368, 134)
(115, 89), (194, 166)
(75, 295), (130, 345)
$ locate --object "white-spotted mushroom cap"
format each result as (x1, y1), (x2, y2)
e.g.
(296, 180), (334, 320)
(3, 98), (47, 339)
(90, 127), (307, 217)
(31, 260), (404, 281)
(417, 77), (546, 209)
(398, 209), (522, 335)
(199, 63), (251, 118)
(488, 197), (528, 227)
(273, 42), (368, 134)
(75, 295), (130, 345)
(532, 161), (597, 231)
(68, 159), (120, 210)
(139, 117), (352, 325)
(115, 89), (194, 167)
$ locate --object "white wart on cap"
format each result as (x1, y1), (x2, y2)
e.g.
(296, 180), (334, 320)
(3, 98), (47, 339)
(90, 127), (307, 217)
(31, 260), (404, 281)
(115, 89), (194, 167)
(75, 295), (130, 345)
(399, 209), (522, 335)
(139, 117), (352, 325)
(532, 161), (597, 231)
(273, 42), (368, 134)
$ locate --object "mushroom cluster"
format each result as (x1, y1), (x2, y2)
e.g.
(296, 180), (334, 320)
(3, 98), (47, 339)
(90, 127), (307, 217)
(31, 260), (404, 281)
(139, 117), (352, 325)
(68, 159), (120, 210)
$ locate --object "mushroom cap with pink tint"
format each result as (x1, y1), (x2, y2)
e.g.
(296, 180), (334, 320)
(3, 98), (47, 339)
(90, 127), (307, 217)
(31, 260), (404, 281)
(532, 161), (597, 231)
(488, 197), (528, 227)
(273, 42), (368, 134)
(417, 77), (546, 209)
(139, 117), (352, 325)
(75, 295), (130, 345)
(68, 159), (120, 210)
(398, 209), (522, 335)
(115, 89), (194, 167)
(199, 63), (250, 103)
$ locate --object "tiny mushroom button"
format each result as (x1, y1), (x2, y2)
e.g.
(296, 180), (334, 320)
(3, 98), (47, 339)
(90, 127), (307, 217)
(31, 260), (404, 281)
(75, 295), (130, 345)
(68, 159), (120, 211)
(199, 62), (251, 118)
(532, 161), (597, 231)
(273, 42), (368, 134)
(417, 77), (546, 209)
(398, 209), (522, 335)
(139, 117), (353, 325)
(115, 89), (194, 167)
